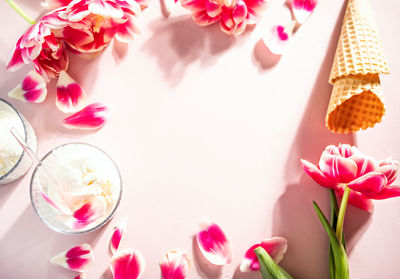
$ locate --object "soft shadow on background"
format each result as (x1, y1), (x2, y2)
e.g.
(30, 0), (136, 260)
(142, 16), (250, 86)
(233, 266), (262, 279)
(271, 1), (372, 278)
(252, 39), (282, 71)
(192, 236), (223, 279)
(0, 206), (107, 278)
(15, 0), (42, 10)
(0, 180), (23, 210)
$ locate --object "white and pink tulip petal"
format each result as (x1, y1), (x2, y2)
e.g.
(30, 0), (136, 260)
(63, 103), (112, 130)
(74, 274), (87, 279)
(300, 159), (336, 189)
(56, 70), (87, 113)
(41, 10), (71, 29)
(319, 153), (358, 184)
(291, 0), (317, 24)
(69, 197), (106, 229)
(7, 38), (24, 72)
(337, 143), (359, 158)
(377, 158), (400, 185)
(232, 1), (248, 25)
(240, 237), (287, 272)
(110, 217), (128, 254)
(115, 15), (142, 43)
(192, 10), (220, 27)
(8, 71), (47, 103)
(110, 249), (145, 279)
(347, 172), (387, 195)
(89, 0), (124, 18)
(364, 186), (400, 200)
(335, 187), (374, 213)
(349, 154), (378, 178)
(205, 0), (221, 18)
(196, 221), (233, 265)
(50, 243), (94, 272)
(160, 250), (191, 279)
(262, 21), (295, 55)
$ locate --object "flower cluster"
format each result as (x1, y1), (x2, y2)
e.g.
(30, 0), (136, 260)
(178, 0), (317, 39)
(180, 0), (269, 35)
(7, 0), (148, 129)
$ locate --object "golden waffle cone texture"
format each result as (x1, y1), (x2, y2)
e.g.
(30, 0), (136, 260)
(326, 74), (385, 133)
(326, 0), (389, 133)
(329, 0), (389, 83)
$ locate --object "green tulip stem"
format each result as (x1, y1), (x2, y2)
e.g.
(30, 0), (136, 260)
(336, 186), (351, 243)
(6, 0), (36, 24)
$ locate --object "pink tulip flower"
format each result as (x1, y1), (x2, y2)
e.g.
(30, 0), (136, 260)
(301, 144), (400, 212)
(43, 0), (147, 54)
(7, 21), (69, 81)
(181, 0), (269, 35)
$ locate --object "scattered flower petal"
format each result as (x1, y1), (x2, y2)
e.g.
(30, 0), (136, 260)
(110, 249), (145, 279)
(8, 71), (47, 103)
(110, 217), (128, 254)
(160, 250), (191, 279)
(63, 103), (112, 130)
(262, 21), (295, 55)
(74, 273), (87, 279)
(56, 70), (87, 113)
(196, 221), (232, 265)
(50, 244), (94, 272)
(240, 237), (287, 272)
(68, 197), (106, 229)
(291, 0), (317, 24)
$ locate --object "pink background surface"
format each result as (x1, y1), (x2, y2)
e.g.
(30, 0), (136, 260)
(1, 0), (400, 278)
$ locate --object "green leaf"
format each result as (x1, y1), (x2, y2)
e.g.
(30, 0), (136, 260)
(254, 247), (294, 279)
(313, 201), (349, 279)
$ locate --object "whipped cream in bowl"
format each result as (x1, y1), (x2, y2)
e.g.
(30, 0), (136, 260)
(30, 143), (122, 234)
(0, 99), (37, 185)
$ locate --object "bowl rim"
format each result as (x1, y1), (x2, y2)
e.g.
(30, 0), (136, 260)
(30, 142), (123, 235)
(0, 98), (28, 182)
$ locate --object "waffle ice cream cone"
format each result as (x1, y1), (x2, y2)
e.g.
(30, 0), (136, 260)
(326, 0), (389, 133)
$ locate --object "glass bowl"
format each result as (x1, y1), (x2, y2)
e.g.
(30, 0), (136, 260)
(0, 98), (37, 185)
(30, 142), (122, 234)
